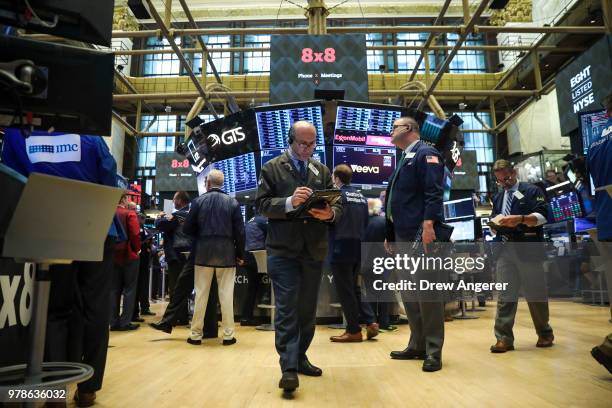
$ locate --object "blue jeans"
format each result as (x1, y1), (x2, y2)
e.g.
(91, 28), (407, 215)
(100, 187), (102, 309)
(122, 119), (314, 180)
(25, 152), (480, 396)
(267, 255), (322, 372)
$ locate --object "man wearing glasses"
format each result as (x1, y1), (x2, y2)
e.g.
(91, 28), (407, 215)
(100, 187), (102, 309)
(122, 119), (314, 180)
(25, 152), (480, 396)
(256, 121), (342, 394)
(489, 159), (554, 353)
(385, 116), (446, 372)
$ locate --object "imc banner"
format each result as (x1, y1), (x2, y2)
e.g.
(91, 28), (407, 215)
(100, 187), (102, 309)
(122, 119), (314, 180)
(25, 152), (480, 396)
(270, 34), (368, 104)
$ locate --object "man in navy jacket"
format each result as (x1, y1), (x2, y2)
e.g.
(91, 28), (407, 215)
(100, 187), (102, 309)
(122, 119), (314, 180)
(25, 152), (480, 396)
(384, 116), (446, 372)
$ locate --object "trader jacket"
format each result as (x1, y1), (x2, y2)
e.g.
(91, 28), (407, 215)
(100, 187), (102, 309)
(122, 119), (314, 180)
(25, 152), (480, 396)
(255, 150), (342, 261)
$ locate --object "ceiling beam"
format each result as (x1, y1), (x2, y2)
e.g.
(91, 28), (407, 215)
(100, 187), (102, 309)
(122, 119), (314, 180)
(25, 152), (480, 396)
(143, 0), (219, 119)
(417, 0), (491, 110)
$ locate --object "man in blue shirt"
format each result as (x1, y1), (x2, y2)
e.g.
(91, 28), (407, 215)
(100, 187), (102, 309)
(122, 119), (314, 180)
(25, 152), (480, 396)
(588, 95), (612, 375)
(1, 128), (119, 407)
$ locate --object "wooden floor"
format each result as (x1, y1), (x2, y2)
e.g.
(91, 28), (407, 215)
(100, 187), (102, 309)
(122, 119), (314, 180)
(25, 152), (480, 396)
(70, 301), (611, 408)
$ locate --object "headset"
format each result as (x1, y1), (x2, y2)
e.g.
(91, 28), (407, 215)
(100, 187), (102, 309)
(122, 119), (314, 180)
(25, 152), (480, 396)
(287, 125), (295, 145)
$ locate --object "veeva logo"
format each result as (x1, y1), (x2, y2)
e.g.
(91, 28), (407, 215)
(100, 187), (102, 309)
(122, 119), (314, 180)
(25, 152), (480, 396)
(351, 164), (379, 174)
(208, 127), (246, 147)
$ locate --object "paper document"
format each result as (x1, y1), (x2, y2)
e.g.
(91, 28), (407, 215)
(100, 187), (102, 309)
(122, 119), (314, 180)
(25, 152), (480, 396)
(163, 199), (174, 214)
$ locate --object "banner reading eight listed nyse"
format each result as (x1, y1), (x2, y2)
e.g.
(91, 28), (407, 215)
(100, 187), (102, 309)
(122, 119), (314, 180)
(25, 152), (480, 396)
(358, 241), (612, 303)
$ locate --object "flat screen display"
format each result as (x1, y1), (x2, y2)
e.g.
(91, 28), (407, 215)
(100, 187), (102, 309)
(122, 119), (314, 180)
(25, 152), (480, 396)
(155, 152), (198, 192)
(333, 101), (403, 147)
(555, 35), (612, 135)
(211, 152), (257, 194)
(444, 197), (476, 221)
(333, 145), (396, 187)
(261, 146), (326, 167)
(448, 218), (475, 241)
(549, 191), (584, 222)
(270, 34), (368, 104)
(255, 101), (325, 149)
(579, 109), (608, 154)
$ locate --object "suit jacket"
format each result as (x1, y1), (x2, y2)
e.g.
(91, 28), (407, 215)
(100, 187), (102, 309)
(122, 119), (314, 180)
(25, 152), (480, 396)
(490, 181), (547, 242)
(183, 189), (245, 267)
(255, 151), (342, 261)
(385, 140), (444, 241)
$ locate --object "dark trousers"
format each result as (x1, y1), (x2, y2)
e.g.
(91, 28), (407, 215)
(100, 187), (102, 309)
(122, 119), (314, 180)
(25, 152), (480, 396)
(159, 256), (217, 336)
(46, 237), (115, 393)
(240, 253), (262, 319)
(110, 259), (139, 328)
(267, 255), (322, 373)
(374, 302), (390, 328)
(331, 261), (376, 333)
(161, 256), (189, 324)
(133, 255), (151, 317)
(396, 233), (445, 359)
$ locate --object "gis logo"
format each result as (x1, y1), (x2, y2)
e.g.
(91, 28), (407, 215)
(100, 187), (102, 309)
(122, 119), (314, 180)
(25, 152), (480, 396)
(351, 164), (379, 174)
(207, 127), (246, 147)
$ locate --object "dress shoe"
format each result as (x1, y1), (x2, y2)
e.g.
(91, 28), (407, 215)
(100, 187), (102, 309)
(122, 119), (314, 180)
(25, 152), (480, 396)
(279, 370), (299, 392)
(422, 356), (442, 372)
(330, 331), (362, 342)
(536, 334), (554, 348)
(141, 310), (156, 316)
(298, 357), (322, 377)
(149, 321), (172, 334)
(74, 390), (96, 408)
(240, 318), (259, 326)
(390, 348), (426, 360)
(173, 320), (190, 327)
(591, 346), (612, 374)
(223, 338), (237, 346)
(132, 317), (145, 323)
(111, 323), (139, 331)
(366, 323), (380, 340)
(187, 338), (202, 345)
(379, 325), (398, 333)
(490, 339), (514, 353)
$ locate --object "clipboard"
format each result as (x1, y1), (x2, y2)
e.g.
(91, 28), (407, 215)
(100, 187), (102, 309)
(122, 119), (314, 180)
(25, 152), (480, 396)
(291, 189), (341, 219)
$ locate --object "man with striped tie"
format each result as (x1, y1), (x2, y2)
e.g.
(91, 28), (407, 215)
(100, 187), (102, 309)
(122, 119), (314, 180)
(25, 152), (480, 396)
(489, 159), (554, 353)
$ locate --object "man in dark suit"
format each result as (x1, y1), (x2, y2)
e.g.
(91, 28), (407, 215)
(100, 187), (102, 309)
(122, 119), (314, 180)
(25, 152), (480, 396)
(183, 169), (245, 346)
(489, 159), (554, 353)
(385, 116), (446, 372)
(256, 120), (342, 393)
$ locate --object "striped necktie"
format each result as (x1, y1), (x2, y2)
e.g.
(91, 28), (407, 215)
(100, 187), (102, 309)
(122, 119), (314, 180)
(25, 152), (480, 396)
(502, 191), (513, 215)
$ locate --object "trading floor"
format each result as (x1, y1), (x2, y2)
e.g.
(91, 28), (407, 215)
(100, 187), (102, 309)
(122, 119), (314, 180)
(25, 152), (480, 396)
(87, 301), (611, 408)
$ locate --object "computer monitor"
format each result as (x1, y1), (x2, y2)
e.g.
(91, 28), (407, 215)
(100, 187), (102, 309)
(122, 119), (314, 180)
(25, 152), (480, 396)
(574, 217), (596, 233)
(548, 190), (584, 222)
(255, 101), (325, 150)
(443, 197), (476, 221)
(0, 0), (115, 46)
(212, 153), (257, 194)
(261, 145), (326, 167)
(0, 36), (114, 136)
(333, 101), (403, 147)
(448, 218), (476, 242)
(579, 109), (608, 154)
(332, 145), (396, 187)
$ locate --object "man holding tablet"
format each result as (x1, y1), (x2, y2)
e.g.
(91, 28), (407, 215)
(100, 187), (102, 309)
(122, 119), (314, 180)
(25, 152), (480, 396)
(256, 121), (342, 394)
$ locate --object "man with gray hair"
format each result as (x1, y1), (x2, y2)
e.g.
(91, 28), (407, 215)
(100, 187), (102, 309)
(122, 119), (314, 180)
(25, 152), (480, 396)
(183, 169), (245, 346)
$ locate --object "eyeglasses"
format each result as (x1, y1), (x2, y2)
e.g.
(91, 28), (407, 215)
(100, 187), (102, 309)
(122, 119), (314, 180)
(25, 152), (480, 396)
(392, 124), (408, 130)
(495, 175), (514, 184)
(295, 140), (316, 149)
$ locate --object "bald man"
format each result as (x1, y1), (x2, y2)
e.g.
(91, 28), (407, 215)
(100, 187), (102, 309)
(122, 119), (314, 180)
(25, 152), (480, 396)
(256, 120), (343, 393)
(183, 169), (245, 345)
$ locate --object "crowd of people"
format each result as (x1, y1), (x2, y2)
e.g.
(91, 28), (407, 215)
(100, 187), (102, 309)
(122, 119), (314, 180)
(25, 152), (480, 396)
(0, 96), (610, 405)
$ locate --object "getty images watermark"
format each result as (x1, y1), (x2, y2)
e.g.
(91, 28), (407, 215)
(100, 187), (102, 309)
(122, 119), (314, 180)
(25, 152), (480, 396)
(356, 241), (608, 302)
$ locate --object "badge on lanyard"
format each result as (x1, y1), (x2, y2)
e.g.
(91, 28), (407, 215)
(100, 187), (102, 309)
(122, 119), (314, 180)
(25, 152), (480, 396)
(308, 162), (320, 176)
(513, 191), (524, 200)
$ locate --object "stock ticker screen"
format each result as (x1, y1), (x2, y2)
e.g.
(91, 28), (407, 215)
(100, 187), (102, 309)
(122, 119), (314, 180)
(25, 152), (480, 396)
(333, 102), (401, 147)
(255, 103), (325, 150)
(549, 191), (584, 222)
(212, 152), (257, 194)
(261, 146), (326, 167)
(579, 109), (608, 154)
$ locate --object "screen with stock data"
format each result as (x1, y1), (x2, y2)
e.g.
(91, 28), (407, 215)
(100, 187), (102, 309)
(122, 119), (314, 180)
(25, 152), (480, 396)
(212, 153), (257, 194)
(255, 102), (325, 150)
